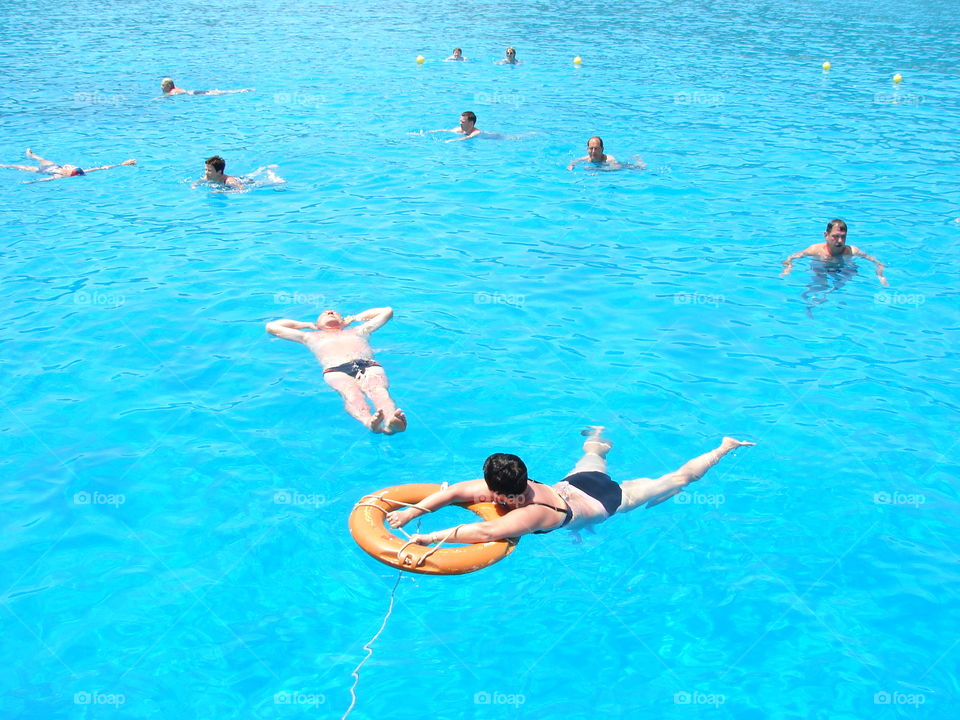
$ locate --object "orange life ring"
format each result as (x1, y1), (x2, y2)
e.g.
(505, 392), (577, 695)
(349, 483), (519, 575)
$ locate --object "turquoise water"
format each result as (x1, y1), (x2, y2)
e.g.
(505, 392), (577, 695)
(2, 0), (959, 717)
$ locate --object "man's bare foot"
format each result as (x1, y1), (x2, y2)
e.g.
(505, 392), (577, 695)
(720, 437), (755, 453)
(26, 148), (38, 160)
(368, 409), (385, 433)
(384, 408), (407, 434)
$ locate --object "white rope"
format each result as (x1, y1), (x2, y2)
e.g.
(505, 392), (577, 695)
(396, 525), (464, 568)
(341, 570), (403, 720)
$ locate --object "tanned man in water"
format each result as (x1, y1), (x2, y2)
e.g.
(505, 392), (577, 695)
(266, 307), (407, 434)
(567, 136), (621, 170)
(388, 428), (752, 544)
(193, 156), (243, 189)
(781, 219), (888, 286)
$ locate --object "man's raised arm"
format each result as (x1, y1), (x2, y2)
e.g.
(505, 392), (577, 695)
(349, 306), (394, 334)
(265, 318), (316, 342)
(84, 159), (137, 174)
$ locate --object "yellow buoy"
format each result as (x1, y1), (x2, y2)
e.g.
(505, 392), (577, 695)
(416, 55), (425, 64)
(893, 73), (903, 82)
(573, 56), (583, 65)
(822, 61), (831, 71)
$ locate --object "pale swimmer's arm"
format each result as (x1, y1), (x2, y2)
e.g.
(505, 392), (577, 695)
(84, 159), (137, 174)
(780, 244), (819, 277)
(349, 307), (394, 335)
(850, 246), (889, 286)
(567, 155), (589, 170)
(265, 319), (316, 342)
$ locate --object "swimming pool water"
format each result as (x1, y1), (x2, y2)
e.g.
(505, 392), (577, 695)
(2, 0), (959, 718)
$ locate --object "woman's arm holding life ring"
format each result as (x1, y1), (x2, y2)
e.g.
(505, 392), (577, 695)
(410, 506), (548, 545)
(386, 479), (487, 528)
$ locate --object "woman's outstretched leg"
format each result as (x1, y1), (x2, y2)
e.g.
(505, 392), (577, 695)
(617, 437), (754, 513)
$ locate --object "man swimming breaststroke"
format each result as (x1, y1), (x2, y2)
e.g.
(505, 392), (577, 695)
(567, 136), (621, 170)
(567, 137), (647, 171)
(445, 48), (466, 61)
(424, 111), (487, 142)
(192, 156), (243, 189)
(387, 428), (753, 544)
(1, 149), (135, 182)
(159, 77), (254, 97)
(266, 307), (407, 434)
(781, 219), (889, 286)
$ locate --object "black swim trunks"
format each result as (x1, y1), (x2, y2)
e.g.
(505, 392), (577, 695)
(322, 359), (381, 378)
(562, 471), (622, 516)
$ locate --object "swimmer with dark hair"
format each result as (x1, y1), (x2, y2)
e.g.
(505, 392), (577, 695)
(160, 77), (254, 97)
(495, 47), (519, 65)
(387, 428), (753, 544)
(781, 219), (889, 286)
(0, 149), (136, 182)
(567, 137), (622, 170)
(266, 307), (407, 434)
(192, 156), (244, 189)
(446, 48), (466, 61)
(424, 111), (483, 142)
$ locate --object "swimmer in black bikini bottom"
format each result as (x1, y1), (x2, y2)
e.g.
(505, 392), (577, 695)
(562, 471), (623, 516)
(323, 359), (381, 378)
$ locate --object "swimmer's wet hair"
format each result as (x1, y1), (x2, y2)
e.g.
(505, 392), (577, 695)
(161, 77), (175, 90)
(483, 453), (528, 496)
(206, 156), (226, 172)
(461, 111), (477, 123)
(589, 136), (604, 149)
(826, 218), (847, 233)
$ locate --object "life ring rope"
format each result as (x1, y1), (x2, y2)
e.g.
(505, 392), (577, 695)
(397, 524), (465, 567)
